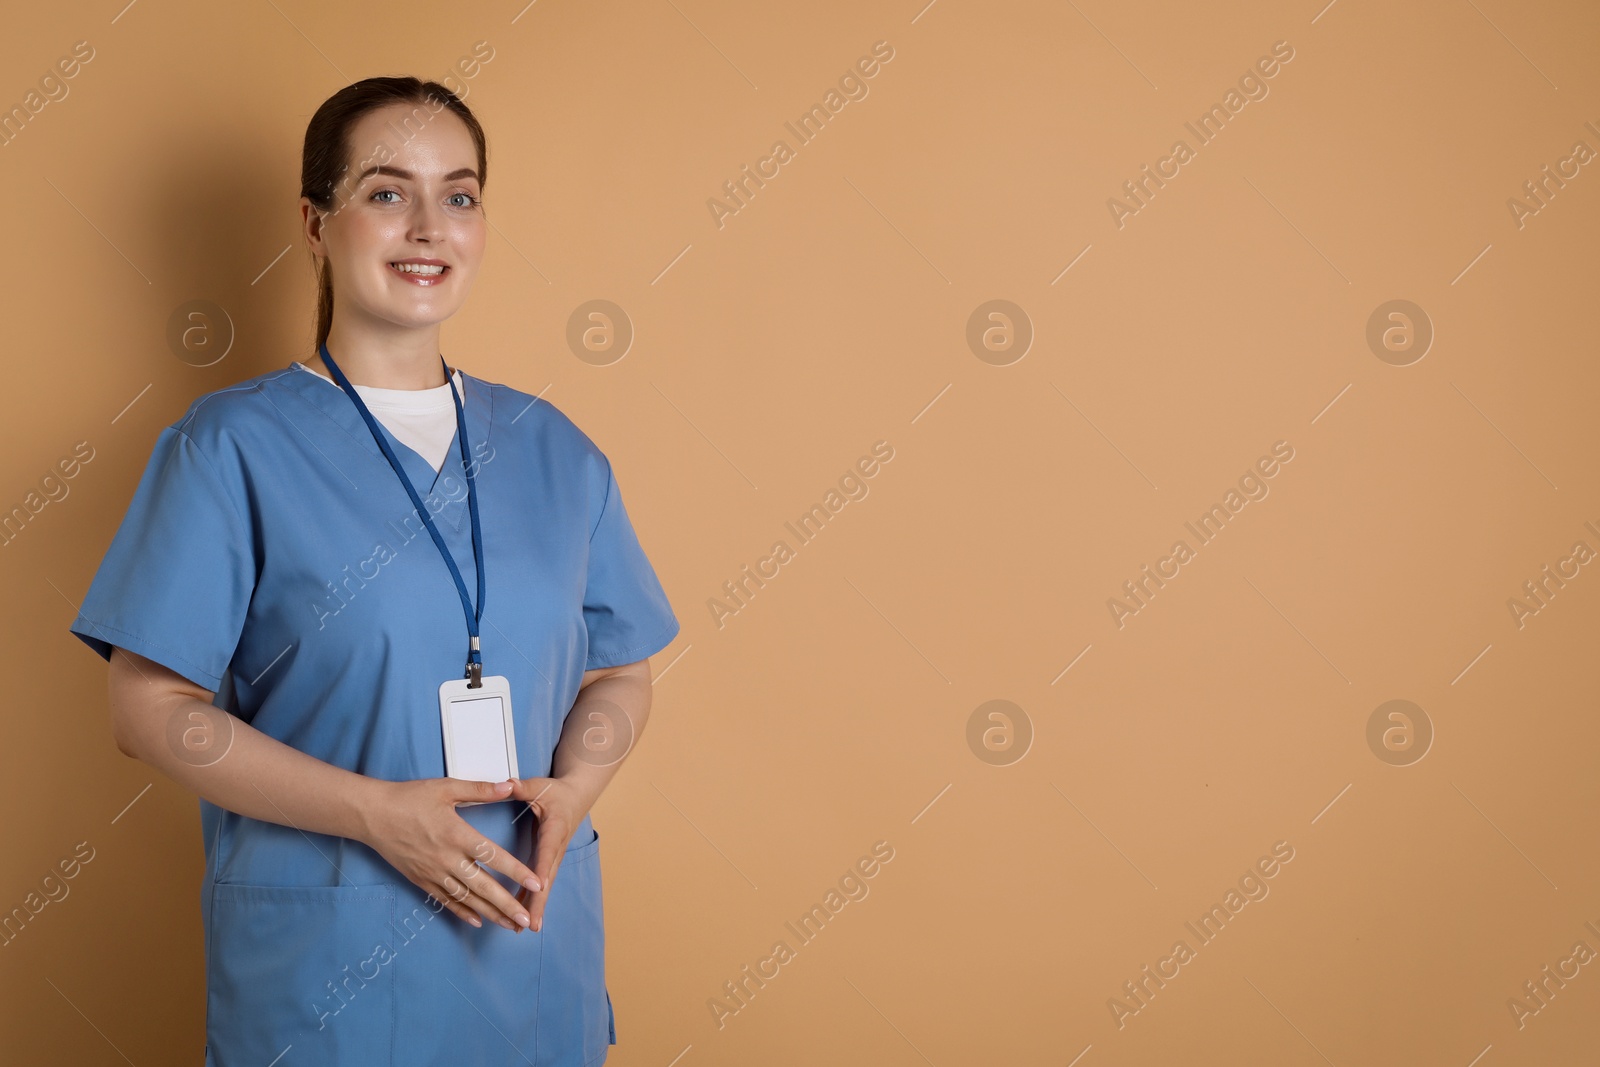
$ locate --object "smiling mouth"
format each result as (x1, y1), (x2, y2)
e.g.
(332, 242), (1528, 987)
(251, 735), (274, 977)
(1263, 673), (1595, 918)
(388, 262), (450, 284)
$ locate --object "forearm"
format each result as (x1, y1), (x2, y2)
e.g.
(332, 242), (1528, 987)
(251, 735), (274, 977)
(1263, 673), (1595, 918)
(549, 666), (653, 815)
(114, 681), (383, 845)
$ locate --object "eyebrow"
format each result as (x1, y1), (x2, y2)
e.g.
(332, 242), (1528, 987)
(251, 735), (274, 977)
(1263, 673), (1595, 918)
(357, 164), (481, 185)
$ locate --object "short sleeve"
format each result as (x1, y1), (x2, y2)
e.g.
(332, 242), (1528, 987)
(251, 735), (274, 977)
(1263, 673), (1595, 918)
(583, 455), (679, 670)
(68, 426), (257, 692)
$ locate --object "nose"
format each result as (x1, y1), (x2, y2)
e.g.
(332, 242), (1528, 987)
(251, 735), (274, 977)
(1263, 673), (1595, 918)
(407, 195), (447, 242)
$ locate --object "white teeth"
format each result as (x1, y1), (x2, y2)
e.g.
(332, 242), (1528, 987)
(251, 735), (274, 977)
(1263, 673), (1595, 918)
(391, 263), (446, 275)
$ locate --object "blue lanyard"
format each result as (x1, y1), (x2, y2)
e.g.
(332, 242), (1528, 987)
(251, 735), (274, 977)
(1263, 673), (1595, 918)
(318, 341), (488, 688)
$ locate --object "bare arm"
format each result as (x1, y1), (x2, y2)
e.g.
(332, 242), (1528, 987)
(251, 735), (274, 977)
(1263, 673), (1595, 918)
(109, 646), (382, 840)
(107, 647), (542, 931)
(554, 658), (656, 813)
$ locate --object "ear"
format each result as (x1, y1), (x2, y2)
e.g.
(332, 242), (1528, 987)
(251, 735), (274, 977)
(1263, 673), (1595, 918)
(299, 198), (329, 254)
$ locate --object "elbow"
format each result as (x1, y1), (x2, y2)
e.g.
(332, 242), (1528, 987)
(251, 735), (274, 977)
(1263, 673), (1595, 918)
(106, 647), (200, 763)
(110, 713), (142, 761)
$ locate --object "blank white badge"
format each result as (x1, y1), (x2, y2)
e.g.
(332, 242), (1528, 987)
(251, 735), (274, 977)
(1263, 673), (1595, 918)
(439, 675), (520, 795)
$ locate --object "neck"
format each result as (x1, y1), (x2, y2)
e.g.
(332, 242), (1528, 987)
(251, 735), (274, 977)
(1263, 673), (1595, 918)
(314, 319), (449, 389)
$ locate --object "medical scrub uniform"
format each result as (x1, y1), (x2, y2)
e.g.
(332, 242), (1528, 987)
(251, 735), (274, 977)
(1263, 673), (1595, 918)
(67, 363), (680, 1066)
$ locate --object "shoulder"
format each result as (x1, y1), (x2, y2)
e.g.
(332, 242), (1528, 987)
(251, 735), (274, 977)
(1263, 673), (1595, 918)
(468, 373), (619, 529)
(470, 372), (609, 468)
(167, 365), (301, 456)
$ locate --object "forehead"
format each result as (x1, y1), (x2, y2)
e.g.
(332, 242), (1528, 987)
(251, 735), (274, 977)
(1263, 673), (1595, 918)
(344, 102), (478, 180)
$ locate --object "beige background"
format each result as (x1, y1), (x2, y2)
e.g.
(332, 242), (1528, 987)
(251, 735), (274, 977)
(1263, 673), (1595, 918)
(5, 0), (1599, 1063)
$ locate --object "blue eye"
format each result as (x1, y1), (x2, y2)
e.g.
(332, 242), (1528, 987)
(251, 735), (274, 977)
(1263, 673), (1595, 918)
(369, 188), (479, 208)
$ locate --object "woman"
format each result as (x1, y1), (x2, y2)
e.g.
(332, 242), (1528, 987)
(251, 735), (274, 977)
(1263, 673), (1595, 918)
(67, 76), (678, 1066)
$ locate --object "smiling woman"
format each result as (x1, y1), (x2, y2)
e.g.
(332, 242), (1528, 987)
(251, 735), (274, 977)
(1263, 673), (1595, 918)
(67, 75), (680, 1067)
(297, 91), (489, 387)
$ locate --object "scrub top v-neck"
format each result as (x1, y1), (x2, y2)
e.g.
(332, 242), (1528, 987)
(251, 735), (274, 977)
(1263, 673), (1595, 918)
(291, 359), (465, 472)
(67, 362), (680, 1067)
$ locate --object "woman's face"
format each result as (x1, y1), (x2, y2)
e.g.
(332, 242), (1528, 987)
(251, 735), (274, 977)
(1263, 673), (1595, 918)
(302, 102), (486, 332)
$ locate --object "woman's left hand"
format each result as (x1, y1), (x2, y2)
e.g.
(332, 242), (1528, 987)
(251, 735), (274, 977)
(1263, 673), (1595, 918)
(507, 776), (586, 931)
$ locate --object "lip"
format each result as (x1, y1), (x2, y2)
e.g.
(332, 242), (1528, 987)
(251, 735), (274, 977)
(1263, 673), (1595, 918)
(388, 258), (451, 285)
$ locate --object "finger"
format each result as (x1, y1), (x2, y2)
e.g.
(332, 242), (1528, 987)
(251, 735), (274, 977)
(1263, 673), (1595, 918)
(440, 870), (520, 931)
(450, 862), (532, 931)
(463, 832), (542, 894)
(474, 834), (543, 895)
(525, 833), (568, 932)
(425, 882), (483, 928)
(454, 885), (518, 931)
(525, 884), (548, 931)
(507, 776), (556, 806)
(453, 778), (515, 805)
(515, 869), (551, 913)
(533, 825), (566, 889)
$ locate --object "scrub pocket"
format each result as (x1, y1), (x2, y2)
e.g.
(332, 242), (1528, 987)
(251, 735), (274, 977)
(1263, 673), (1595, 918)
(205, 881), (396, 1067)
(535, 826), (615, 1066)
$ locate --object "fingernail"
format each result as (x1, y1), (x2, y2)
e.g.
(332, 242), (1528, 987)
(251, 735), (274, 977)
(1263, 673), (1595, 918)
(468, 916), (482, 928)
(523, 878), (541, 892)
(534, 918), (541, 932)
(516, 912), (531, 928)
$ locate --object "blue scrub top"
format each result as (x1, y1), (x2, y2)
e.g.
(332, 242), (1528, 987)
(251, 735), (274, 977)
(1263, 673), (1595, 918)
(68, 364), (680, 1067)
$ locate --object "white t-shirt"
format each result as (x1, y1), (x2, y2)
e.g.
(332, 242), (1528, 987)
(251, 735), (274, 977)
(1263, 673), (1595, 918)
(292, 361), (464, 472)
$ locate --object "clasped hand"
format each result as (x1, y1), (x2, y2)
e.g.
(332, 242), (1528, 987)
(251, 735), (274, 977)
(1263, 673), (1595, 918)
(359, 775), (585, 933)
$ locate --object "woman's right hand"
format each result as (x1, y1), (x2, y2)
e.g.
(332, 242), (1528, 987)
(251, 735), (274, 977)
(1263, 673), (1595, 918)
(356, 777), (543, 931)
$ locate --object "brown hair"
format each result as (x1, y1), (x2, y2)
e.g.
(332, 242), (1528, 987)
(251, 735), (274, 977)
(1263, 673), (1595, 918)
(299, 76), (488, 350)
